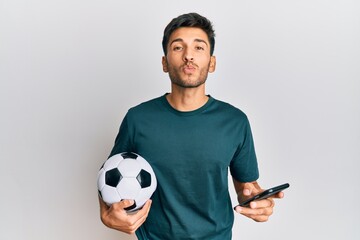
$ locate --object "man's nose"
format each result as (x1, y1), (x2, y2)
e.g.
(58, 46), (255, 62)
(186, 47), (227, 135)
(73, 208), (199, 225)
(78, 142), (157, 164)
(183, 48), (194, 62)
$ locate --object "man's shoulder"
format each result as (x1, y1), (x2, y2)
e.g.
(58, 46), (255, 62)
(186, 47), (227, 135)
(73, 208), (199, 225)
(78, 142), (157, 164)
(212, 97), (248, 119)
(127, 95), (164, 114)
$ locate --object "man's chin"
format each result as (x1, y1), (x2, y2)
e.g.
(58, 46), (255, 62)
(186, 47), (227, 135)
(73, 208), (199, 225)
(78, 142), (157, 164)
(172, 80), (206, 88)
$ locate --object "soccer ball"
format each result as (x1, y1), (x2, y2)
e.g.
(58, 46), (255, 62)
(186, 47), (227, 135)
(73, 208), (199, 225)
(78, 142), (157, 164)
(97, 152), (157, 212)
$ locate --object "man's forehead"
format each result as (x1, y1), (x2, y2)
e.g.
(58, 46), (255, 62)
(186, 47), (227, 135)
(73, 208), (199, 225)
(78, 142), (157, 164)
(168, 27), (209, 44)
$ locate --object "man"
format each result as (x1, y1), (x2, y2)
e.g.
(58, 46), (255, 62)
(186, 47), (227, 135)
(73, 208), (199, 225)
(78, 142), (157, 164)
(99, 13), (284, 239)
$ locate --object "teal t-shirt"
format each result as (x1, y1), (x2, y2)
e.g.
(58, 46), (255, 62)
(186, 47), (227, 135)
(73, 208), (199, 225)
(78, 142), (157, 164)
(110, 94), (259, 240)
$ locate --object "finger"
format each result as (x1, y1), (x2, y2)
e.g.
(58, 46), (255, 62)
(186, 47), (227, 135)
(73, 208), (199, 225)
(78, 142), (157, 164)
(125, 200), (152, 234)
(127, 200), (152, 221)
(271, 191), (285, 199)
(249, 214), (270, 222)
(111, 199), (135, 211)
(249, 198), (274, 209)
(134, 199), (152, 217)
(240, 205), (273, 218)
(243, 182), (257, 196)
(136, 200), (152, 221)
(142, 199), (152, 214)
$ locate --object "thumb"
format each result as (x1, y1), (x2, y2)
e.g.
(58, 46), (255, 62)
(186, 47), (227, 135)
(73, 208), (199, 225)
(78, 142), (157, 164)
(111, 199), (135, 211)
(243, 182), (256, 196)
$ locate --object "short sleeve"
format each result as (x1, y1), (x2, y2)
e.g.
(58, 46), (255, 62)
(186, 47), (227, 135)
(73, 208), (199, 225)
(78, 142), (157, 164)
(109, 113), (134, 158)
(229, 118), (259, 182)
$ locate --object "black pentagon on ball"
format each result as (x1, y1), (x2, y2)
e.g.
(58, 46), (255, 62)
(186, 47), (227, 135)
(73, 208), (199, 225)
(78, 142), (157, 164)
(105, 168), (123, 187)
(136, 169), (152, 188)
(121, 152), (138, 159)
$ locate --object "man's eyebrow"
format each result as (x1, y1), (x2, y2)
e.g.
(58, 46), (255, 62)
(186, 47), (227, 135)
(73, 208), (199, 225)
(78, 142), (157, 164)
(169, 38), (208, 46)
(194, 39), (208, 45)
(169, 38), (183, 46)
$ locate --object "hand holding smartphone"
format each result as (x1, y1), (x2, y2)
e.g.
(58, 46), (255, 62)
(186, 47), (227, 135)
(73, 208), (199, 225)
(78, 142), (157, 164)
(235, 183), (290, 208)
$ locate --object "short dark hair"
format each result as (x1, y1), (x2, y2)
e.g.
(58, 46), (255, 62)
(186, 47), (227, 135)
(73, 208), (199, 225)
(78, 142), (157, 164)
(162, 13), (216, 56)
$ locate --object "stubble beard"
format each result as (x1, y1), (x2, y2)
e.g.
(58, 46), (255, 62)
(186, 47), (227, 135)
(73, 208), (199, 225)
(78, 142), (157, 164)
(167, 62), (210, 88)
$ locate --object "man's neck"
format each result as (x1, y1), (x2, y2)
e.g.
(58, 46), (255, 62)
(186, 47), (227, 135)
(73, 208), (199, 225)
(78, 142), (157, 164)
(166, 85), (209, 112)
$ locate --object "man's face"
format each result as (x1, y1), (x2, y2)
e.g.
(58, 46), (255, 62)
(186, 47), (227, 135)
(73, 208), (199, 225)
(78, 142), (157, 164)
(162, 27), (216, 88)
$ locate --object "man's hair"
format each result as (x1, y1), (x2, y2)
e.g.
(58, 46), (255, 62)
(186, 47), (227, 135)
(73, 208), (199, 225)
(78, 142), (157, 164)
(162, 13), (215, 56)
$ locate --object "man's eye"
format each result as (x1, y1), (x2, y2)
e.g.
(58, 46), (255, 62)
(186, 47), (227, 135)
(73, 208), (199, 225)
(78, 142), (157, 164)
(195, 46), (204, 51)
(173, 46), (183, 51)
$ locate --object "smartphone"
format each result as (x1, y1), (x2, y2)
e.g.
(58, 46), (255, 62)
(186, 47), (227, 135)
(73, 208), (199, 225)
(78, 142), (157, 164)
(235, 183), (290, 208)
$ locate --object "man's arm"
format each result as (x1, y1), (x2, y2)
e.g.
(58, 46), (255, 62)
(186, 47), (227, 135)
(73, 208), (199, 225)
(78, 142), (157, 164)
(99, 196), (152, 234)
(232, 179), (284, 222)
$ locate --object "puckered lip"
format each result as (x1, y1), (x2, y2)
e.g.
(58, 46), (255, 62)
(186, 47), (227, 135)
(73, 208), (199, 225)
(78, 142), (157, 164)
(183, 65), (196, 74)
(182, 64), (197, 70)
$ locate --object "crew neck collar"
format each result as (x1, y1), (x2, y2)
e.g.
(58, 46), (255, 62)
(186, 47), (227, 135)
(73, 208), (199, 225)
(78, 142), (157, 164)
(161, 93), (214, 116)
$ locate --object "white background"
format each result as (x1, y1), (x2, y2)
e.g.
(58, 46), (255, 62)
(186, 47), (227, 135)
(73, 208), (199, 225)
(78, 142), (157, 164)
(1, 0), (359, 239)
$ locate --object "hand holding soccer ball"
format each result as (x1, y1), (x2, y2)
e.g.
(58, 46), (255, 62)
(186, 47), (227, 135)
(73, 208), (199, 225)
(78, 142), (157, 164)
(97, 152), (157, 212)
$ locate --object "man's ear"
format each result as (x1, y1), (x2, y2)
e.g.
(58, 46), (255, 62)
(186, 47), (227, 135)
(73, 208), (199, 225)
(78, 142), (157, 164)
(162, 56), (168, 72)
(209, 56), (216, 73)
